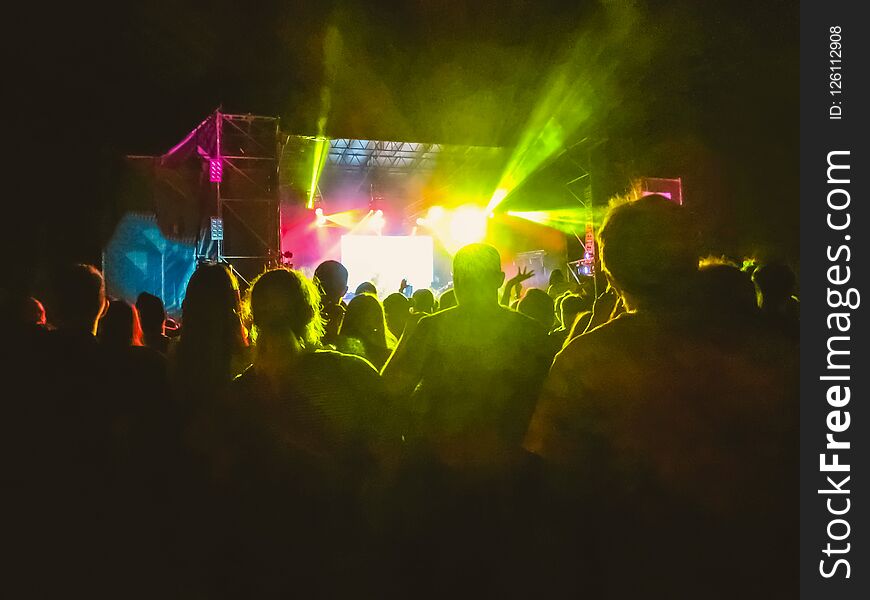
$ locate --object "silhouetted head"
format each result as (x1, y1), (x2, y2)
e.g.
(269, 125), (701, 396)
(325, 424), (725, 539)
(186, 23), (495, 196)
(518, 288), (555, 330)
(559, 294), (587, 329)
(439, 288), (457, 310)
(136, 292), (166, 335)
(180, 263), (246, 356)
(752, 263), (796, 311)
(183, 263), (241, 330)
(599, 195), (699, 309)
(51, 264), (107, 334)
(412, 288), (436, 314)
(314, 260), (349, 304)
(383, 292), (411, 338)
(99, 300), (143, 347)
(21, 296), (47, 326)
(548, 269), (565, 286)
(452, 243), (506, 306)
(355, 281), (377, 297)
(176, 263), (247, 386)
(341, 293), (388, 347)
(249, 268), (324, 348)
(698, 262), (758, 317)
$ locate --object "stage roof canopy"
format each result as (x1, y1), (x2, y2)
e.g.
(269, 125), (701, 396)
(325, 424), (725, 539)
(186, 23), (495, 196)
(280, 134), (504, 177)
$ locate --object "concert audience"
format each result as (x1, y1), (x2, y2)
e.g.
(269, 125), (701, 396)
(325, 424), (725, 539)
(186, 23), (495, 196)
(438, 287), (457, 310)
(233, 268), (390, 459)
(500, 265), (534, 306)
(136, 291), (171, 353)
(524, 195), (798, 597)
(10, 265), (174, 596)
(6, 294), (47, 349)
(355, 280), (378, 296)
(314, 259), (349, 344)
(9, 194), (799, 597)
(411, 287), (436, 314)
(546, 268), (572, 298)
(517, 287), (555, 331)
(382, 243), (551, 467)
(337, 291), (396, 369)
(169, 263), (249, 405)
(99, 299), (144, 347)
(697, 257), (759, 320)
(382, 291), (411, 339)
(21, 295), (47, 326)
(196, 268), (392, 595)
(549, 292), (588, 348)
(752, 261), (800, 340)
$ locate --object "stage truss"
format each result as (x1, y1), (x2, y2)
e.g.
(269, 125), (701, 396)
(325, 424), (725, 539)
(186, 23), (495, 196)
(202, 111), (281, 284)
(563, 137), (599, 283)
(278, 135), (506, 220)
(147, 109), (282, 284)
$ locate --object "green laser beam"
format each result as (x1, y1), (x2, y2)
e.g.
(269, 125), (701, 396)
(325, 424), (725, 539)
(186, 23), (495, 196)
(487, 3), (646, 213)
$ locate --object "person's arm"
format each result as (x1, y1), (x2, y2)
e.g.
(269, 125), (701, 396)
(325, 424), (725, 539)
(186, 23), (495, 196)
(500, 283), (513, 307)
(380, 314), (430, 398)
(501, 267), (535, 306)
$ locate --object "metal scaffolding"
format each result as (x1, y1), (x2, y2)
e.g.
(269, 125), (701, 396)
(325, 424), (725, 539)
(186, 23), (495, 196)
(326, 139), (443, 173)
(278, 135), (505, 225)
(280, 136), (502, 178)
(193, 110), (281, 284)
(563, 138), (599, 283)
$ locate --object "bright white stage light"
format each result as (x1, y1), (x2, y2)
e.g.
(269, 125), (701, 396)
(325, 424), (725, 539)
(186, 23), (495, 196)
(427, 206), (445, 222)
(447, 205), (488, 249)
(341, 235), (434, 295)
(314, 207), (327, 227)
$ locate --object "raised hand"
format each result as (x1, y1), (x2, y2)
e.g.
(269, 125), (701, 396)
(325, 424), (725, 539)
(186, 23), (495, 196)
(510, 266), (535, 286)
(502, 266), (535, 306)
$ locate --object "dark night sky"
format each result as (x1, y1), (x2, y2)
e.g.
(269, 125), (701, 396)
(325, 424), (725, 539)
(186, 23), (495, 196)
(10, 0), (798, 290)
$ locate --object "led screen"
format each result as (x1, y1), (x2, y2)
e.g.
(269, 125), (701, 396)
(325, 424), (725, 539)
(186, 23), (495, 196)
(341, 235), (434, 296)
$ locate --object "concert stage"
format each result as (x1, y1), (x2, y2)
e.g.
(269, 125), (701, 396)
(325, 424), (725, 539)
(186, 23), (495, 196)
(104, 109), (599, 311)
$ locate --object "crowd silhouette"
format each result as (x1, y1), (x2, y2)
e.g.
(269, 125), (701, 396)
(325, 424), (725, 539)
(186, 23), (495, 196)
(5, 195), (798, 598)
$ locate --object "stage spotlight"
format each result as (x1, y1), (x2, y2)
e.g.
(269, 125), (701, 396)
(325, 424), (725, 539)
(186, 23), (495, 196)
(314, 207), (327, 227)
(416, 217), (426, 226)
(447, 205), (487, 250)
(427, 206), (445, 222)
